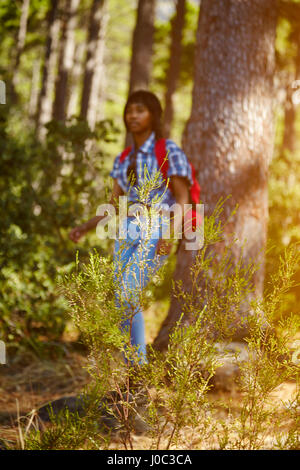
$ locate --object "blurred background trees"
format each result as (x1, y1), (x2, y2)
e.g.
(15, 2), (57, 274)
(0, 0), (299, 357)
(154, 0), (278, 350)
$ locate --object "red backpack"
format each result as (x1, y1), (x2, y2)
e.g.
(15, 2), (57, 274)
(119, 138), (201, 232)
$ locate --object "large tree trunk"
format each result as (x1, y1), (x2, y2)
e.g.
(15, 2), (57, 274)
(153, 0), (277, 352)
(80, 0), (107, 128)
(36, 0), (61, 137)
(162, 0), (186, 138)
(52, 0), (80, 122)
(125, 0), (156, 146)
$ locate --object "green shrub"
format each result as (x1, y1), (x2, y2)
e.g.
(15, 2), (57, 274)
(0, 105), (120, 356)
(22, 171), (299, 450)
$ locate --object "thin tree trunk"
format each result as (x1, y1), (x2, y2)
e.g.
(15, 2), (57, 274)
(128, 0), (155, 94)
(163, 0), (186, 138)
(125, 0), (156, 146)
(28, 57), (41, 118)
(153, 0), (277, 351)
(11, 0), (30, 100)
(80, 0), (107, 129)
(36, 0), (61, 137)
(93, 44), (107, 123)
(52, 0), (80, 122)
(282, 84), (296, 154)
(67, 42), (85, 118)
(87, 11), (107, 129)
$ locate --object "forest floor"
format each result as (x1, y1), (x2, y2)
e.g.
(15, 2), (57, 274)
(0, 347), (297, 450)
(0, 348), (297, 450)
(0, 304), (298, 450)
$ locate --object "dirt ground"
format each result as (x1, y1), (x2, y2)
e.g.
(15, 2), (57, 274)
(0, 345), (297, 450)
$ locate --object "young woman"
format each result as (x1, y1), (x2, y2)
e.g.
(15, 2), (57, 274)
(69, 90), (193, 365)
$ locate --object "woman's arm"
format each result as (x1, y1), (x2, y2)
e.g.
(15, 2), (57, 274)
(69, 180), (124, 243)
(169, 175), (190, 237)
(155, 175), (190, 255)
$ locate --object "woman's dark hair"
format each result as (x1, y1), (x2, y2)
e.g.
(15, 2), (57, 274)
(123, 90), (163, 140)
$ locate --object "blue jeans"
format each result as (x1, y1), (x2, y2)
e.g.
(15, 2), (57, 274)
(114, 213), (169, 365)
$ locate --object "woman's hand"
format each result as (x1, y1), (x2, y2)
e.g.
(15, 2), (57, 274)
(155, 238), (173, 256)
(68, 224), (88, 243)
(68, 181), (124, 244)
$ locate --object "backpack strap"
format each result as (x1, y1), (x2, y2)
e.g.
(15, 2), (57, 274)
(119, 140), (168, 171)
(119, 146), (132, 163)
(118, 139), (202, 235)
(189, 162), (201, 204)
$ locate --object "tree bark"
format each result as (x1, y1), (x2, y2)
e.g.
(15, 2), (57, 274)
(80, 0), (108, 129)
(278, 0), (300, 22)
(87, 9), (108, 129)
(282, 81), (296, 154)
(28, 57), (41, 118)
(11, 0), (30, 101)
(52, 0), (80, 122)
(125, 0), (156, 146)
(67, 42), (85, 118)
(153, 0), (277, 352)
(128, 0), (155, 94)
(36, 0), (61, 137)
(162, 0), (186, 138)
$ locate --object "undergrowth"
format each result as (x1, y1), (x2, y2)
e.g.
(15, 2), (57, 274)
(20, 170), (299, 451)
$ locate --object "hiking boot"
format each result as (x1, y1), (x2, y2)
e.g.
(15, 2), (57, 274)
(98, 390), (151, 435)
(36, 389), (151, 435)
(37, 395), (86, 422)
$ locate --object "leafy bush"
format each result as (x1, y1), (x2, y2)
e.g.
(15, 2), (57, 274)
(22, 171), (299, 450)
(0, 104), (120, 356)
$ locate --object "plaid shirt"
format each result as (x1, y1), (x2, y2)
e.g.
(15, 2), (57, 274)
(110, 131), (193, 209)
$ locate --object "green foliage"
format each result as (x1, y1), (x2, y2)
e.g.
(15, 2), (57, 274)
(151, 1), (198, 143)
(217, 265), (300, 449)
(266, 6), (300, 321)
(152, 1), (197, 89)
(0, 0), (298, 450)
(21, 170), (299, 450)
(24, 390), (111, 450)
(0, 102), (120, 355)
(266, 147), (300, 318)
